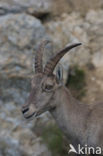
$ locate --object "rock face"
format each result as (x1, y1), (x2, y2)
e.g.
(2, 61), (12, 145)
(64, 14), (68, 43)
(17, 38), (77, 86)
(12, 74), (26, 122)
(45, 10), (103, 83)
(0, 1), (103, 156)
(0, 0), (103, 17)
(52, 0), (103, 15)
(0, 13), (51, 156)
(0, 13), (48, 76)
(0, 0), (52, 17)
(0, 136), (23, 156)
(45, 12), (90, 83)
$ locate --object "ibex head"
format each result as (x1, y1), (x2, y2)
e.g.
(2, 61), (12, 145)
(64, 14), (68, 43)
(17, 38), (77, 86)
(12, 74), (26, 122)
(22, 40), (81, 119)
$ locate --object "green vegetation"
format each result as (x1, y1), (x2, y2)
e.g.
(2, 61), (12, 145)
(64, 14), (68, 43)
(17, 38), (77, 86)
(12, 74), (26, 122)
(41, 123), (68, 156)
(66, 66), (86, 99)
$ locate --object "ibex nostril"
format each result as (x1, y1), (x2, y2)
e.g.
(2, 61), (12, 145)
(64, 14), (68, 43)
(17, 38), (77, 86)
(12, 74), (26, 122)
(22, 108), (29, 114)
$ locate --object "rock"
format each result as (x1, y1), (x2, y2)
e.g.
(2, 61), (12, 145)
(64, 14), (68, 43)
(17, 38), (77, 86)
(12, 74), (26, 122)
(0, 13), (52, 156)
(1, 4), (103, 156)
(0, 124), (51, 156)
(45, 12), (91, 83)
(0, 13), (49, 77)
(85, 10), (103, 52)
(92, 51), (103, 68)
(45, 10), (103, 83)
(52, 0), (103, 16)
(0, 136), (23, 156)
(0, 93), (51, 156)
(1, 0), (102, 17)
(0, 0), (52, 17)
(86, 10), (103, 25)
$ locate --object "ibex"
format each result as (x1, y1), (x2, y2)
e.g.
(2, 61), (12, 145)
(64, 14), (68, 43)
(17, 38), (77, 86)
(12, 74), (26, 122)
(22, 40), (103, 155)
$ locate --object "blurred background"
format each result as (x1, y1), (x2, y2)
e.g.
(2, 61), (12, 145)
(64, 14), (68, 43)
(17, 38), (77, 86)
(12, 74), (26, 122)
(0, 0), (103, 155)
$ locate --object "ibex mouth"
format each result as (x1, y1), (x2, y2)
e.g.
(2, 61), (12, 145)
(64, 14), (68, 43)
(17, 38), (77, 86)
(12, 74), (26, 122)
(22, 107), (37, 119)
(22, 103), (38, 119)
(24, 112), (36, 119)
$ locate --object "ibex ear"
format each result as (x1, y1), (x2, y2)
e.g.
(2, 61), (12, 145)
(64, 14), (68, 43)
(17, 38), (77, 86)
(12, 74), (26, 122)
(56, 64), (63, 82)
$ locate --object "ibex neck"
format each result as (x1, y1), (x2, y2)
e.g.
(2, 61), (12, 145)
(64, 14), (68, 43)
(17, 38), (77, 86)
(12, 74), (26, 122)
(50, 86), (90, 146)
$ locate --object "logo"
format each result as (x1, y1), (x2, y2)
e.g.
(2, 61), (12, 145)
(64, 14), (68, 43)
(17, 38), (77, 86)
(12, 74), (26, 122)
(68, 144), (102, 155)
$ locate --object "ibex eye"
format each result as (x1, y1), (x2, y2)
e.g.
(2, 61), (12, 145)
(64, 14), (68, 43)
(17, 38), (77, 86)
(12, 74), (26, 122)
(45, 85), (53, 90)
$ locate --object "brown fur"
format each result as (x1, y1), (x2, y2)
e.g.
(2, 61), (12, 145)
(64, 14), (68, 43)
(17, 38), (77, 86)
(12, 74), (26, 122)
(22, 42), (103, 155)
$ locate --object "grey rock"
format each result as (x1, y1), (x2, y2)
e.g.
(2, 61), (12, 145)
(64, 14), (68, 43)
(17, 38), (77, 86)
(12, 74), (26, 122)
(0, 13), (48, 75)
(1, 4), (103, 156)
(0, 99), (51, 156)
(92, 51), (103, 68)
(52, 0), (103, 16)
(0, 136), (22, 156)
(45, 10), (103, 82)
(0, 133), (51, 156)
(0, 13), (51, 156)
(45, 12), (91, 83)
(0, 0), (52, 17)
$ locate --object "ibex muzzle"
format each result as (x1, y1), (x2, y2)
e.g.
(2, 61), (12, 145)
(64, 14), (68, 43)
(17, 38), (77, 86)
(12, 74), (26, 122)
(21, 41), (81, 119)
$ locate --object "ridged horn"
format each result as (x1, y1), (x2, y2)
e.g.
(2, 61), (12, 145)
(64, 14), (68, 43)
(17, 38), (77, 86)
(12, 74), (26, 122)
(35, 40), (50, 73)
(44, 43), (82, 75)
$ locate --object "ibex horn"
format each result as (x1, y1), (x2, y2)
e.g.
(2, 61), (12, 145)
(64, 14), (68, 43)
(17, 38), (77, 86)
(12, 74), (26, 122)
(44, 43), (82, 75)
(35, 40), (50, 73)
